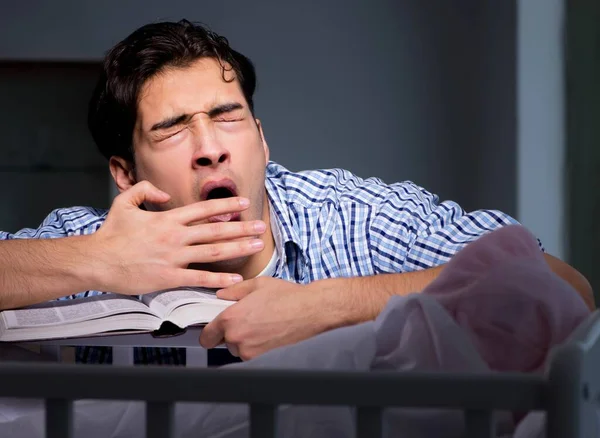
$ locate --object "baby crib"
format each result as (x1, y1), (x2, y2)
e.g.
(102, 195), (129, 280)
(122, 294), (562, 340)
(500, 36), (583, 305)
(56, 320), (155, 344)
(0, 309), (598, 438)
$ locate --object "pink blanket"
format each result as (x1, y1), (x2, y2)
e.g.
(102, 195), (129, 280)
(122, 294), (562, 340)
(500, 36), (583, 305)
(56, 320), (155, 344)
(422, 224), (590, 374)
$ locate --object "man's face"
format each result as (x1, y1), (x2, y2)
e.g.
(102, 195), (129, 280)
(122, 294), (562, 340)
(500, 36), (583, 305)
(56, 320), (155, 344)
(129, 57), (269, 221)
(110, 57), (270, 273)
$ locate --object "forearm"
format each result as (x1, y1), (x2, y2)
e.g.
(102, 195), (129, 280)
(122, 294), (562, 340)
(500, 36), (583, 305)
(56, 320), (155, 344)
(310, 253), (596, 334)
(0, 236), (100, 310)
(308, 266), (443, 329)
(543, 254), (595, 310)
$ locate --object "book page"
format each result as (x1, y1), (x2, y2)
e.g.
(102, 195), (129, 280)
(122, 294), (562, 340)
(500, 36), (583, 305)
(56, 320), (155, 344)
(142, 287), (223, 317)
(1, 294), (154, 329)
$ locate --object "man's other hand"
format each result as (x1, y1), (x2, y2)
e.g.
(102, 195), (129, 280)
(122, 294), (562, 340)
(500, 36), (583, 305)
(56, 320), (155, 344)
(199, 277), (329, 360)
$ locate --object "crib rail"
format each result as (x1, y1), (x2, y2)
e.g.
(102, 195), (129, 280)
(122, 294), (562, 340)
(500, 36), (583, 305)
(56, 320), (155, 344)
(546, 309), (600, 438)
(0, 363), (546, 438)
(0, 309), (598, 438)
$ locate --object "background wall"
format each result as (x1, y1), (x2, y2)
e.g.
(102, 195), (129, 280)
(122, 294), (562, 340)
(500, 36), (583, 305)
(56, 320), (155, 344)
(517, 0), (566, 260)
(0, 63), (105, 229)
(565, 0), (600, 301)
(0, 1), (572, 269)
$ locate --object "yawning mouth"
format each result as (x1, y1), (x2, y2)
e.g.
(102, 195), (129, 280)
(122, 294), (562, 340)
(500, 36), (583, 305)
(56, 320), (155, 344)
(200, 179), (241, 223)
(206, 186), (235, 200)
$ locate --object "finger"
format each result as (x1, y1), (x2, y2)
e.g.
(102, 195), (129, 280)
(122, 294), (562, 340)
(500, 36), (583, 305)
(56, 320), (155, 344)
(216, 281), (255, 301)
(183, 220), (266, 245)
(117, 180), (171, 207)
(178, 238), (265, 265)
(170, 197), (251, 225)
(176, 268), (244, 289)
(226, 343), (240, 358)
(199, 316), (226, 349)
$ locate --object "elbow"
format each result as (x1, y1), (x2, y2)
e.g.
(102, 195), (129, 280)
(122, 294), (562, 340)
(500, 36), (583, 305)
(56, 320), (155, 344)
(543, 253), (596, 311)
(571, 272), (595, 311)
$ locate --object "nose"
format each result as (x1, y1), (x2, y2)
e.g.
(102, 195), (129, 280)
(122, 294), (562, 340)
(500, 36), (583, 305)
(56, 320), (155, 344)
(192, 137), (230, 169)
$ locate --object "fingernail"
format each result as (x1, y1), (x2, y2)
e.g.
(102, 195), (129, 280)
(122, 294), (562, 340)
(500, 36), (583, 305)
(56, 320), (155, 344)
(254, 221), (266, 232)
(230, 275), (243, 283)
(250, 239), (264, 249)
(239, 197), (250, 207)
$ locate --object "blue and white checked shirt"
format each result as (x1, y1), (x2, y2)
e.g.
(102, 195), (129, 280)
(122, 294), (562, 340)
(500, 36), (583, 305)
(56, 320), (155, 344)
(0, 161), (531, 364)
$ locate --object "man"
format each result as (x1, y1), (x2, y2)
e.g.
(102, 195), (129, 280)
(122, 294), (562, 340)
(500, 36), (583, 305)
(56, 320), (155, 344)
(0, 20), (593, 364)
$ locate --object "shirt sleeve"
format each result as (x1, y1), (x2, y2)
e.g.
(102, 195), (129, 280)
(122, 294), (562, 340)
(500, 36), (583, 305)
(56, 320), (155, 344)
(0, 209), (70, 240)
(0, 208), (104, 301)
(368, 181), (543, 273)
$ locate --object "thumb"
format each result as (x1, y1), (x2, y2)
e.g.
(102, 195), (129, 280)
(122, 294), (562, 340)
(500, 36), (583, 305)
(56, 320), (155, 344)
(216, 281), (253, 301)
(120, 180), (170, 208)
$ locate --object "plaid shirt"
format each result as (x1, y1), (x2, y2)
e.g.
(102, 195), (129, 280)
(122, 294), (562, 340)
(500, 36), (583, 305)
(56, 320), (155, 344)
(0, 161), (533, 364)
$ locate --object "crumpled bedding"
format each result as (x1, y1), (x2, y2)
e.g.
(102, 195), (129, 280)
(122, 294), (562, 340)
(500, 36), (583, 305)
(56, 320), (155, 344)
(0, 225), (595, 438)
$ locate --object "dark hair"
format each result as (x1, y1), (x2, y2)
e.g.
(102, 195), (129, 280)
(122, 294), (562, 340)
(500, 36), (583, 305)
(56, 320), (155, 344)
(88, 19), (257, 161)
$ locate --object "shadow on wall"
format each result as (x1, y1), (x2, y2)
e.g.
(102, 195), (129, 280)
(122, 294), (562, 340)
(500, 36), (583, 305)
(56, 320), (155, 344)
(565, 0), (600, 302)
(0, 63), (109, 232)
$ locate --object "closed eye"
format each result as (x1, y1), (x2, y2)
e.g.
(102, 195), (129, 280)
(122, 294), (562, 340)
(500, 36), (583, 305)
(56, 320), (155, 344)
(215, 117), (244, 123)
(157, 129), (185, 142)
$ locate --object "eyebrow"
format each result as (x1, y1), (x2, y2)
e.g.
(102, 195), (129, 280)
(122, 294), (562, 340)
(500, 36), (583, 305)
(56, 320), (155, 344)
(208, 102), (244, 118)
(149, 102), (245, 132)
(150, 114), (191, 132)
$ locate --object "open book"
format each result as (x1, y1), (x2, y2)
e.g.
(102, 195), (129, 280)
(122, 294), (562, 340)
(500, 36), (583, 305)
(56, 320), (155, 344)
(0, 288), (234, 342)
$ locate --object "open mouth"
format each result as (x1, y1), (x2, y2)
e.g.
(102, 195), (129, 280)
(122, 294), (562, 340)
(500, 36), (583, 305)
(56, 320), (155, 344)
(201, 180), (241, 223)
(206, 186), (235, 200)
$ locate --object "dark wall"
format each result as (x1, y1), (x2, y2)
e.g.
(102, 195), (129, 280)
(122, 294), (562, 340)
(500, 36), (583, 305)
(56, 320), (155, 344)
(0, 0), (517, 233)
(566, 0), (600, 299)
